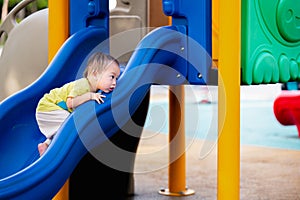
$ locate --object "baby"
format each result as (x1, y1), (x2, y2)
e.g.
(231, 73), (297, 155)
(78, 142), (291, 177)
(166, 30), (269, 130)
(35, 52), (120, 156)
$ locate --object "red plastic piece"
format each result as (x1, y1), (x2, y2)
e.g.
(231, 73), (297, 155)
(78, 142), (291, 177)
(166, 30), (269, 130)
(273, 91), (300, 138)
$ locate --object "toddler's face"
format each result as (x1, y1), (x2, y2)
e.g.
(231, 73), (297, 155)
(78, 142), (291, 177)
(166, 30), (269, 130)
(96, 62), (120, 93)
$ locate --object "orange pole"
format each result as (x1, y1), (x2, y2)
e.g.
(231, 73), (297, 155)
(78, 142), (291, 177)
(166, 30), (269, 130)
(168, 86), (187, 192)
(48, 0), (69, 199)
(212, 0), (219, 66)
(217, 0), (241, 199)
(159, 85), (194, 196)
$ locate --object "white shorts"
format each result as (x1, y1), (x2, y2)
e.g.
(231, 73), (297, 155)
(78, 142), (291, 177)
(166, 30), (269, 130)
(36, 110), (70, 145)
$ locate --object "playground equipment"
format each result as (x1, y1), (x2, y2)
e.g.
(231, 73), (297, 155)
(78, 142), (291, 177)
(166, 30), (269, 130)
(0, 0), (213, 199)
(273, 91), (300, 138)
(0, 0), (48, 102)
(241, 0), (300, 85)
(1, 0), (298, 199)
(268, 0), (300, 137)
(0, 1), (147, 199)
(0, 0), (147, 102)
(110, 0), (149, 64)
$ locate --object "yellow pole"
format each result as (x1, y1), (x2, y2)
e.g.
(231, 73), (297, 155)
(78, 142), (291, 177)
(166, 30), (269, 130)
(48, 1), (69, 200)
(217, 0), (241, 199)
(159, 85), (194, 196)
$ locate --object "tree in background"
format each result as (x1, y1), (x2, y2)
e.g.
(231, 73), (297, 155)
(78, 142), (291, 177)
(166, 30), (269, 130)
(0, 0), (47, 45)
(1, 0), (8, 22)
(0, 0), (48, 23)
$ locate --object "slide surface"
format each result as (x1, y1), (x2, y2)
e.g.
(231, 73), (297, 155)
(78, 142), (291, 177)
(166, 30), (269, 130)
(0, 25), (186, 199)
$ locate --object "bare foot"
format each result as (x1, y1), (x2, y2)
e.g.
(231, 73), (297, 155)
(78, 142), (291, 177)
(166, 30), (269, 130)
(38, 143), (48, 156)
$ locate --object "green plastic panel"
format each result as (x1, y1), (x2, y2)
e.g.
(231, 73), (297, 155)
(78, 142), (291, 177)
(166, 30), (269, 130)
(241, 0), (300, 85)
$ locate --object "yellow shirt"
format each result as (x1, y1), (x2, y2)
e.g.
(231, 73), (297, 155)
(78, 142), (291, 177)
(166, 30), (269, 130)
(36, 78), (90, 112)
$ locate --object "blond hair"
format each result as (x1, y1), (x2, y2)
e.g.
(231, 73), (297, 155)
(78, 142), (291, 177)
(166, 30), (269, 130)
(83, 52), (119, 78)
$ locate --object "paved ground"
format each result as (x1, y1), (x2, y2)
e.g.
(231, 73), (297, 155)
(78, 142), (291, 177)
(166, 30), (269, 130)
(127, 85), (300, 200)
(130, 134), (300, 200)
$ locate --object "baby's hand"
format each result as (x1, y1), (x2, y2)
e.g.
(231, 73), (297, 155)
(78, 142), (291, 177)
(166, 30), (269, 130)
(91, 92), (106, 104)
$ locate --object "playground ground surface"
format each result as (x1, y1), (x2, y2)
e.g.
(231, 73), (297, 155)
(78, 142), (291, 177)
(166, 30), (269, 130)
(127, 84), (300, 200)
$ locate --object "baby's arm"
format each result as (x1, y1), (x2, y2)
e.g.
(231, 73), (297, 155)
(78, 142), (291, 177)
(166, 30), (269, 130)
(66, 92), (106, 109)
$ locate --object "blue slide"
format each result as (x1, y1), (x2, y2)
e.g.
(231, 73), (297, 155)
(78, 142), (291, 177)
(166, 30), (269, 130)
(0, 25), (186, 199)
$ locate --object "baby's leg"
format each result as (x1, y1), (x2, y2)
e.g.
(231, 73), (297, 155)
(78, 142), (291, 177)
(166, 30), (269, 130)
(36, 110), (70, 156)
